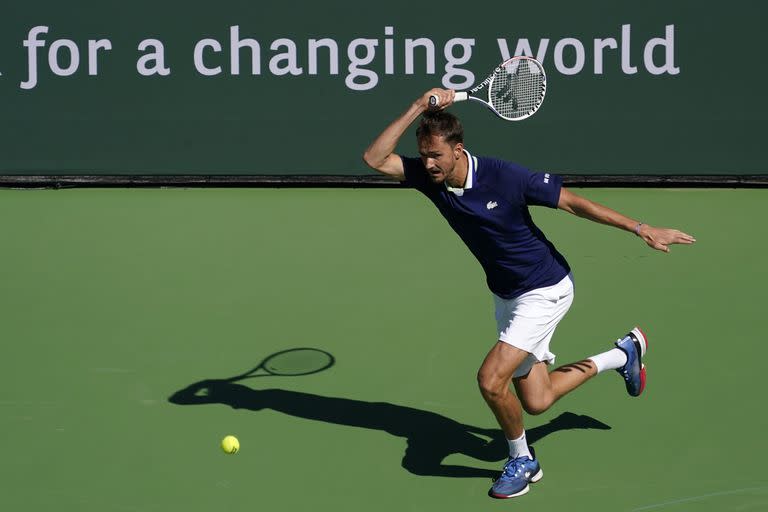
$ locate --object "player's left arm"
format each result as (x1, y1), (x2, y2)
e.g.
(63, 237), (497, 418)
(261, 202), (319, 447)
(557, 187), (696, 253)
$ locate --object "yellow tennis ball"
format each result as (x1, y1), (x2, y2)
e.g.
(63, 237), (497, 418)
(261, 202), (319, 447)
(221, 435), (240, 454)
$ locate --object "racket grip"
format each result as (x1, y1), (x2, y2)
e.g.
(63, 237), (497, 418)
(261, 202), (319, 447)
(428, 92), (469, 107)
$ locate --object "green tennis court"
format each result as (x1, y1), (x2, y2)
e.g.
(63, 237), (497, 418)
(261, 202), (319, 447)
(1, 188), (765, 511)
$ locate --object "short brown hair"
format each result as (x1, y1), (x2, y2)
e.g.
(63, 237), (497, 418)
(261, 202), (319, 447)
(416, 111), (464, 146)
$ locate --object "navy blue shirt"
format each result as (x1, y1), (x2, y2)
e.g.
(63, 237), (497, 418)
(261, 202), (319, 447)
(401, 150), (570, 299)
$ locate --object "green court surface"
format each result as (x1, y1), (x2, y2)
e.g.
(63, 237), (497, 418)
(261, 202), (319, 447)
(1, 188), (766, 512)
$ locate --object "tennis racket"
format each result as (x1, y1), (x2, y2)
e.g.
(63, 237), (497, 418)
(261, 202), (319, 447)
(429, 56), (547, 121)
(227, 348), (335, 381)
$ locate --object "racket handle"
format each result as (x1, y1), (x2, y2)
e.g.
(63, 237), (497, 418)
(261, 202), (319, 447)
(428, 92), (469, 108)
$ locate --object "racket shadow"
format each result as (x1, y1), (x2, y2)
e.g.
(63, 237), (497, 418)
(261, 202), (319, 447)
(169, 375), (611, 480)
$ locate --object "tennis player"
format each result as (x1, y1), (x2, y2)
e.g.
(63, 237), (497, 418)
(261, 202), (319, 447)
(362, 88), (696, 499)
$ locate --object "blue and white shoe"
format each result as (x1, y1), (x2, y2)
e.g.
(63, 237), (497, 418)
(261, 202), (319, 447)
(615, 327), (648, 397)
(489, 455), (543, 499)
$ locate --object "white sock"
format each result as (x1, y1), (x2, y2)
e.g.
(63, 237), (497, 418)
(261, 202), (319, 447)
(507, 431), (532, 460)
(589, 348), (628, 374)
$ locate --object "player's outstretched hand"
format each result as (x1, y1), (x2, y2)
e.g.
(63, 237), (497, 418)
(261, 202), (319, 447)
(638, 225), (696, 253)
(420, 88), (455, 110)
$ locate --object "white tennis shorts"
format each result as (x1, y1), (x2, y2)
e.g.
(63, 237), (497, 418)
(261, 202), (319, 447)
(494, 273), (574, 378)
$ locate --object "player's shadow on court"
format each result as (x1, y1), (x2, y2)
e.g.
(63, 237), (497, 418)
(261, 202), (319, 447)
(169, 379), (611, 479)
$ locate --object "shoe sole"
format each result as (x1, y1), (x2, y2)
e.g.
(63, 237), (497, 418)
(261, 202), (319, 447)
(489, 469), (543, 499)
(629, 326), (648, 396)
(638, 364), (647, 395)
(630, 326), (649, 357)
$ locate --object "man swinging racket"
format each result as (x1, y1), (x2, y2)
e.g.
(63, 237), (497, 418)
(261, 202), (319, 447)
(362, 87), (696, 499)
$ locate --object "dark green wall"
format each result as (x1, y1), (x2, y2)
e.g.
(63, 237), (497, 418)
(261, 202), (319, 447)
(1, 1), (765, 175)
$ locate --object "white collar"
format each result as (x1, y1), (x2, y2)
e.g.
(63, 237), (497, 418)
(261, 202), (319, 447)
(445, 149), (477, 196)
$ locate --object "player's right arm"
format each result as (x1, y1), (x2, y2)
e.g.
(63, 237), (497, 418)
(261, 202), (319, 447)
(362, 88), (455, 180)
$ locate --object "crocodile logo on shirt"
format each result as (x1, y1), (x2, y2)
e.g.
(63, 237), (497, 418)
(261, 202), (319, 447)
(486, 201), (498, 210)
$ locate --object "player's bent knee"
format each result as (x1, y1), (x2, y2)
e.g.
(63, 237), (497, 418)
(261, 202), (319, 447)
(522, 403), (548, 416)
(476, 372), (506, 401)
(520, 396), (552, 416)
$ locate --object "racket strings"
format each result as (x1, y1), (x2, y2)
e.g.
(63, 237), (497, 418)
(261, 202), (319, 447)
(490, 60), (545, 120)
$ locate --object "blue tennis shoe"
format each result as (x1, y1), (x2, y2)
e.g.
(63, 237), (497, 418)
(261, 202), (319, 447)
(489, 454), (543, 499)
(615, 327), (648, 397)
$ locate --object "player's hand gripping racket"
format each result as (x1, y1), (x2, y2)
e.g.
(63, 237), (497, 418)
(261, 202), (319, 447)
(227, 348), (335, 381)
(429, 56), (547, 121)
